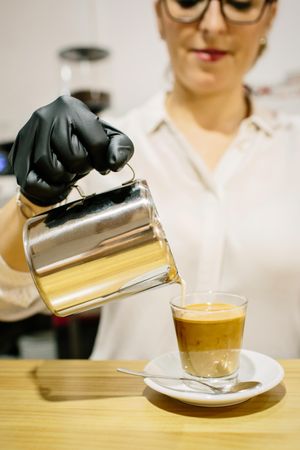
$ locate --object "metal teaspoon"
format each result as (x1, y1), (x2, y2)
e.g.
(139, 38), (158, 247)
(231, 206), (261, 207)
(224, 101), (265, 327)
(117, 368), (262, 394)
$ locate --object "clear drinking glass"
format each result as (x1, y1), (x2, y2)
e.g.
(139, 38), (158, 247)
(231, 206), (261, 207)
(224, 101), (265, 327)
(170, 291), (247, 387)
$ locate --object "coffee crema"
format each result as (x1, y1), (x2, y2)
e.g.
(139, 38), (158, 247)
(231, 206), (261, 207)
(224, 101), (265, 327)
(173, 303), (246, 378)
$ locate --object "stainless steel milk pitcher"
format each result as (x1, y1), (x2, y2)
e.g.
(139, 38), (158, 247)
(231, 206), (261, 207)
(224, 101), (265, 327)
(23, 179), (179, 316)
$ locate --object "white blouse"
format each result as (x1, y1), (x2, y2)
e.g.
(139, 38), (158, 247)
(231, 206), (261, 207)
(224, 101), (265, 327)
(1, 92), (300, 359)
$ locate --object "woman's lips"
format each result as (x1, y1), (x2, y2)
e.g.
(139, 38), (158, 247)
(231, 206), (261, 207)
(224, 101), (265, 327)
(192, 48), (229, 62)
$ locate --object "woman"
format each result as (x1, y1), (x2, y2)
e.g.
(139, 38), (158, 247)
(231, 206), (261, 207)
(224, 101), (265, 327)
(1, 0), (299, 359)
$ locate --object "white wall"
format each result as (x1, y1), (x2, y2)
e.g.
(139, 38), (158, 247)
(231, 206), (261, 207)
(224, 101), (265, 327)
(93, 0), (168, 116)
(247, 0), (300, 85)
(0, 0), (97, 141)
(0, 0), (166, 142)
(0, 0), (299, 142)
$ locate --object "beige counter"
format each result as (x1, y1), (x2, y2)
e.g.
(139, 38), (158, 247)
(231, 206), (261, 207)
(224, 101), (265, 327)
(0, 359), (299, 450)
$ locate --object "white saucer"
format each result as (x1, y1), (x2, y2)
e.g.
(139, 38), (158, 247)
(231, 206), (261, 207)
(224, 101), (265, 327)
(144, 349), (284, 407)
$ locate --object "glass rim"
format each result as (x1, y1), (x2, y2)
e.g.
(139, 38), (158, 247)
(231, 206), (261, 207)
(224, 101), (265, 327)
(170, 290), (248, 311)
(162, 0), (275, 26)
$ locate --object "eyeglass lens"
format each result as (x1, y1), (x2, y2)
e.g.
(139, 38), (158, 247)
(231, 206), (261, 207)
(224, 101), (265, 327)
(165, 0), (268, 23)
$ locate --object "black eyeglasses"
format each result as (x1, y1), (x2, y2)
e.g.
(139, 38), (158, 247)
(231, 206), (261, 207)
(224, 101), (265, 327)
(162, 0), (275, 25)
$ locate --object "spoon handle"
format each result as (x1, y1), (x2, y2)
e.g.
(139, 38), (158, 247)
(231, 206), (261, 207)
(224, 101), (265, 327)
(117, 367), (217, 391)
(117, 368), (261, 394)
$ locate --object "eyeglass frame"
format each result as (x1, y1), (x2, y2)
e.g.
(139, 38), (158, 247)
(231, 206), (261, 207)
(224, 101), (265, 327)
(161, 0), (276, 25)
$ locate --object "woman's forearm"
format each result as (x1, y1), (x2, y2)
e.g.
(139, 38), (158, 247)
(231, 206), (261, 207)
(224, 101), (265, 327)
(0, 195), (50, 272)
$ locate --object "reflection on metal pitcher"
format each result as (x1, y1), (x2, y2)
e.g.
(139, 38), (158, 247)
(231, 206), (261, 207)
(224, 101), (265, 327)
(23, 180), (179, 316)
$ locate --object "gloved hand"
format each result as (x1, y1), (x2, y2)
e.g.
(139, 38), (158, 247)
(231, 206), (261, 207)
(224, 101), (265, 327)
(9, 96), (134, 206)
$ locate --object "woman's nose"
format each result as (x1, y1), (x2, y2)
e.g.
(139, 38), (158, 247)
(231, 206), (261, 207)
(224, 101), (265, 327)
(198, 0), (227, 34)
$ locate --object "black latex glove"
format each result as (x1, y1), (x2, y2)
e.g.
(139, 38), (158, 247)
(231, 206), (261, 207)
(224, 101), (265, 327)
(9, 95), (134, 206)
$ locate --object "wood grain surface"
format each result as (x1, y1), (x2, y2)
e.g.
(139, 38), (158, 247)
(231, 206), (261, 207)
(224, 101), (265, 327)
(0, 359), (299, 450)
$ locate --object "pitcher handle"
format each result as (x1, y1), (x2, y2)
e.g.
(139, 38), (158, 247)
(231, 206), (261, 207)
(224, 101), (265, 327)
(73, 163), (136, 200)
(122, 163), (136, 186)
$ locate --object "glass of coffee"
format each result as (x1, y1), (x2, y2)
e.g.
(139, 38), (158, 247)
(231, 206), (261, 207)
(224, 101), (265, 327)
(170, 291), (247, 387)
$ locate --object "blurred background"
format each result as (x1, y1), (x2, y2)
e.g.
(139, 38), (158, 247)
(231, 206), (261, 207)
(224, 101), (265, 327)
(0, 0), (300, 359)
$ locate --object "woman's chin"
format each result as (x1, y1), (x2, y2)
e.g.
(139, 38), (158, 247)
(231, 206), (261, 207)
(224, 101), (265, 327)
(184, 78), (230, 96)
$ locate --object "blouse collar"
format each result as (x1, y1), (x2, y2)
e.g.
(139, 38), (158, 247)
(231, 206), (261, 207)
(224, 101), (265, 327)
(143, 91), (278, 137)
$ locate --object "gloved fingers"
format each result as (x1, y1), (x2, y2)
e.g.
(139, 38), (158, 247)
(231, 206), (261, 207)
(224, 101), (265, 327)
(47, 96), (133, 173)
(20, 170), (72, 207)
(50, 118), (93, 175)
(70, 102), (110, 172)
(32, 120), (76, 185)
(105, 131), (135, 172)
(100, 121), (134, 171)
(9, 121), (37, 183)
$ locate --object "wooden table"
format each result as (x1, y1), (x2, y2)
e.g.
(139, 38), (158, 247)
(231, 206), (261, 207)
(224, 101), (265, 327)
(0, 359), (299, 450)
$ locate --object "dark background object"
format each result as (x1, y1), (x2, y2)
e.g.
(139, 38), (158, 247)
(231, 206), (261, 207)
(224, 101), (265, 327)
(52, 312), (100, 358)
(59, 46), (111, 114)
(0, 142), (14, 175)
(70, 89), (110, 115)
(59, 47), (109, 62)
(0, 312), (100, 359)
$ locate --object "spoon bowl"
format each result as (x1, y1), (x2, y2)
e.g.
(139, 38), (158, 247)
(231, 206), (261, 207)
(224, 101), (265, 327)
(117, 368), (262, 394)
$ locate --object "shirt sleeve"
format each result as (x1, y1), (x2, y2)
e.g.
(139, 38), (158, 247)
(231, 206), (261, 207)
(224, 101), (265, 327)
(0, 255), (47, 321)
